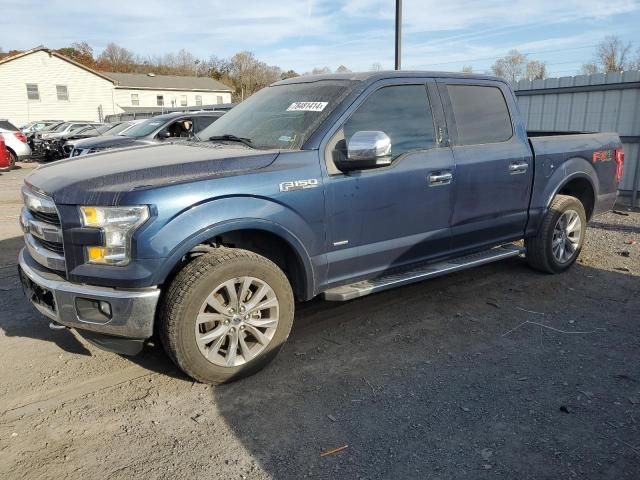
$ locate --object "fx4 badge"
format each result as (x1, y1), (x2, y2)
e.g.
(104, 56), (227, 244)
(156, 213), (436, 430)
(279, 179), (319, 192)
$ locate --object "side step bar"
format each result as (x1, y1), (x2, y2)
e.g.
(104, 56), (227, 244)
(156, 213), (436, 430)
(322, 244), (524, 302)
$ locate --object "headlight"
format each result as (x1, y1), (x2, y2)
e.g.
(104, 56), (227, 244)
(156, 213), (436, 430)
(79, 206), (149, 266)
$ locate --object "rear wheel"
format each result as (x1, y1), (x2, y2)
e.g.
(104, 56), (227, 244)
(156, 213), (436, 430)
(159, 248), (294, 384)
(525, 194), (586, 273)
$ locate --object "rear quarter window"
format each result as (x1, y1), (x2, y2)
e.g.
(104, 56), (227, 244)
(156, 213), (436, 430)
(0, 120), (18, 131)
(447, 84), (513, 145)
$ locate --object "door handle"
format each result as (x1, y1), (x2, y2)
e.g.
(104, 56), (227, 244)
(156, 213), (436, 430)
(509, 161), (528, 174)
(428, 172), (453, 186)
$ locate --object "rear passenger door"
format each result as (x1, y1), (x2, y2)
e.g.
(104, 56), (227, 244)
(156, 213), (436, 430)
(437, 80), (533, 252)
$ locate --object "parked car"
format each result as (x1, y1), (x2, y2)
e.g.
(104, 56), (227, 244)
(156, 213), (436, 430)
(26, 121), (66, 153)
(17, 71), (623, 384)
(70, 112), (224, 157)
(41, 124), (115, 161)
(0, 135), (11, 172)
(32, 121), (98, 158)
(20, 120), (63, 135)
(61, 121), (143, 159)
(0, 119), (32, 169)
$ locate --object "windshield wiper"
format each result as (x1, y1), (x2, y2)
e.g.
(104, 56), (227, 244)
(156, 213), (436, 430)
(209, 134), (254, 148)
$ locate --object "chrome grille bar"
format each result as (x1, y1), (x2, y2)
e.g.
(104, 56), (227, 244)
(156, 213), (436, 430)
(20, 186), (66, 273)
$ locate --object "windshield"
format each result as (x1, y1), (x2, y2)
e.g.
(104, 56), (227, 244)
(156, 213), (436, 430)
(198, 80), (355, 149)
(103, 122), (132, 135)
(40, 122), (63, 132)
(52, 122), (71, 132)
(123, 118), (168, 138)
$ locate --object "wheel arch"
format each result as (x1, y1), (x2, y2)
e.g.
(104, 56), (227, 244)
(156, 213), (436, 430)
(555, 175), (596, 220)
(154, 220), (315, 301)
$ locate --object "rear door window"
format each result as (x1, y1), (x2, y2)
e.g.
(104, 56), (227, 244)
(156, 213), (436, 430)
(343, 84), (436, 158)
(446, 84), (513, 145)
(194, 115), (219, 132)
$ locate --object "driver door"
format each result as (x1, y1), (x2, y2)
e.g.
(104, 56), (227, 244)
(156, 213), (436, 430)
(323, 81), (455, 286)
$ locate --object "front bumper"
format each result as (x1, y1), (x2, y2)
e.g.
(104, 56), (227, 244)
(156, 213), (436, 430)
(18, 248), (160, 339)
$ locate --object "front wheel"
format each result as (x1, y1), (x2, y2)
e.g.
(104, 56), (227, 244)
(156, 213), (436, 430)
(159, 248), (294, 384)
(525, 194), (587, 273)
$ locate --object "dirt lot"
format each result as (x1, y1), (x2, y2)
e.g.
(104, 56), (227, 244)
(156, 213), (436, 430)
(0, 164), (639, 480)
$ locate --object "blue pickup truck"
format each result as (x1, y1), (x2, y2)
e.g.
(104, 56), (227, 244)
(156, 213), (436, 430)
(18, 72), (624, 384)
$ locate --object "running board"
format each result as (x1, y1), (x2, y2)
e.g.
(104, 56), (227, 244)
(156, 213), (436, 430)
(322, 244), (524, 301)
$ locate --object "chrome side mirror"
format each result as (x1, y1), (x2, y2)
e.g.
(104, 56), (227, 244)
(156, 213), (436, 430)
(336, 131), (392, 171)
(347, 131), (391, 161)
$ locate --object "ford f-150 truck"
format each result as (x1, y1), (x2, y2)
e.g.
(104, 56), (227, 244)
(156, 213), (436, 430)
(18, 71), (624, 384)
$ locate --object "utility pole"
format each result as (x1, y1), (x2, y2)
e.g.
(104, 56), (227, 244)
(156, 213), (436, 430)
(395, 0), (402, 70)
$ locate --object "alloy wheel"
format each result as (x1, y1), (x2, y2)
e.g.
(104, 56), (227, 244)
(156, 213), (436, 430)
(195, 276), (279, 367)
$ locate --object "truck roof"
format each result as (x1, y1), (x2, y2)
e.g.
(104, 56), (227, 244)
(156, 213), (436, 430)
(273, 70), (507, 87)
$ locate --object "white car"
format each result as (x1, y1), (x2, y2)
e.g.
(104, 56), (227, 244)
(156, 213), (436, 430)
(0, 119), (32, 169)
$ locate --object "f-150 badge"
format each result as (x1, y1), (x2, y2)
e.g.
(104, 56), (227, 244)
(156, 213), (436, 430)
(279, 179), (319, 192)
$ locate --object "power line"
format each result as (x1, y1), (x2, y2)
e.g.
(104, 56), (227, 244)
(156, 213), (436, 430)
(413, 44), (597, 68)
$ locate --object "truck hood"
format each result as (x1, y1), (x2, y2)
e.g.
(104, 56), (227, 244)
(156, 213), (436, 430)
(72, 135), (150, 150)
(25, 143), (280, 205)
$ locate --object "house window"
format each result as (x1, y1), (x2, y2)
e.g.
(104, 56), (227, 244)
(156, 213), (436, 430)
(26, 84), (40, 101)
(195, 95), (202, 106)
(56, 85), (69, 101)
(180, 95), (188, 107)
(216, 95), (223, 104)
(157, 95), (164, 106)
(131, 93), (139, 106)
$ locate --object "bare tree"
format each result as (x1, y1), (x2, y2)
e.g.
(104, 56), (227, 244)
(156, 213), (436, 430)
(582, 35), (632, 74)
(462, 65), (473, 74)
(335, 65), (351, 73)
(281, 69), (299, 80)
(228, 51), (281, 101)
(491, 50), (527, 82)
(581, 63), (600, 75)
(596, 35), (631, 72)
(311, 66), (331, 75)
(525, 60), (547, 81)
(97, 43), (135, 72)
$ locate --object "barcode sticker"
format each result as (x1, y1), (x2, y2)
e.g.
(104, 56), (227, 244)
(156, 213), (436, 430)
(286, 101), (328, 112)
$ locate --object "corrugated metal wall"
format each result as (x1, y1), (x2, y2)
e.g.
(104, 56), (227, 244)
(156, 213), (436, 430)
(513, 71), (640, 205)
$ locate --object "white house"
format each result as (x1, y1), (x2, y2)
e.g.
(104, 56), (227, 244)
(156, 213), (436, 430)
(0, 47), (233, 126)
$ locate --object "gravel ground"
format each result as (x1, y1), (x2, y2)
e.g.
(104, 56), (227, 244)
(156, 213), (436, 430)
(0, 164), (639, 480)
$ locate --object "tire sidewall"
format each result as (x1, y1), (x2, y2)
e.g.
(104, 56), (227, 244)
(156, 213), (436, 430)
(172, 256), (294, 383)
(545, 198), (586, 272)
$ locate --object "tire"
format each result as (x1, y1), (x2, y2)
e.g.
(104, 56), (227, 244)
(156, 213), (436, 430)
(159, 248), (295, 384)
(525, 194), (587, 273)
(8, 150), (17, 170)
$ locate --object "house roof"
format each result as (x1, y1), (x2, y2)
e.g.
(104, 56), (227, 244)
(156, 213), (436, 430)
(0, 46), (115, 83)
(0, 46), (233, 93)
(106, 72), (232, 92)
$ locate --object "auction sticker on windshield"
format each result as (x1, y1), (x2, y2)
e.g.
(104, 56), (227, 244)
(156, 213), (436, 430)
(286, 102), (328, 112)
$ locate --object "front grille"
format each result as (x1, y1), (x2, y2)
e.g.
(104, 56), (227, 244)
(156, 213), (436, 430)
(37, 238), (65, 255)
(30, 209), (61, 225)
(22, 186), (66, 272)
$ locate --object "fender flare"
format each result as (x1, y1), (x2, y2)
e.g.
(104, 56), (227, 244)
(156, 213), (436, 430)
(540, 157), (598, 212)
(151, 217), (316, 298)
(526, 157), (598, 236)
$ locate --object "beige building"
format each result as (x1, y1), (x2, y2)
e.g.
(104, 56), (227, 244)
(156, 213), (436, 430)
(0, 47), (233, 126)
